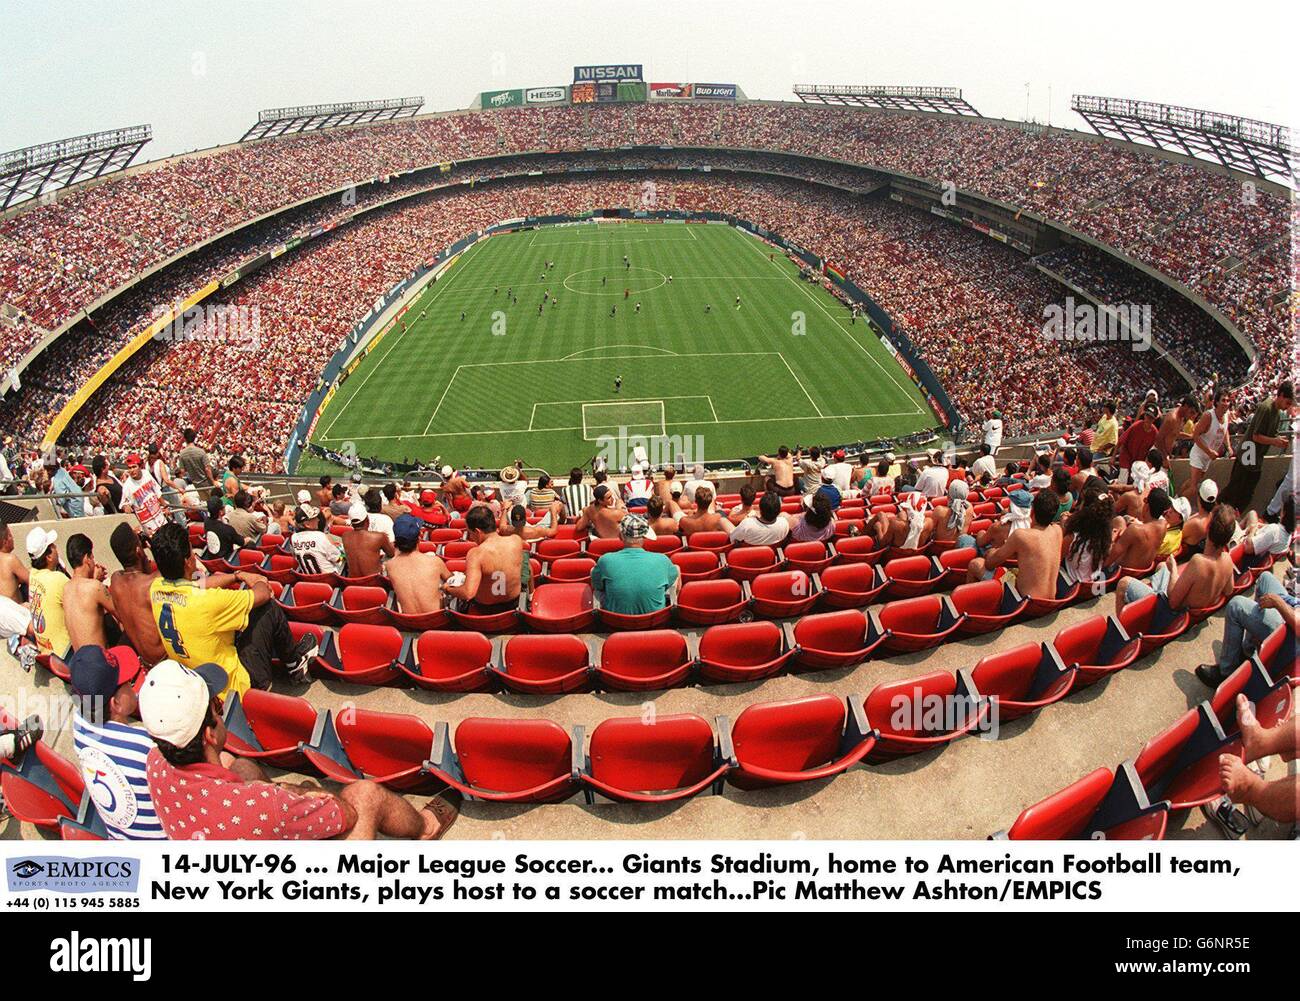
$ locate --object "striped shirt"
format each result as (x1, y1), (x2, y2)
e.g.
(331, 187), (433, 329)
(72, 713), (165, 840)
(560, 483), (593, 516)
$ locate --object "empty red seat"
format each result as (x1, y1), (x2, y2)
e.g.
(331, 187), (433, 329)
(686, 531), (732, 555)
(725, 545), (781, 582)
(519, 583), (595, 633)
(1210, 660), (1293, 733)
(259, 534), (286, 553)
(935, 547), (977, 585)
(313, 622), (404, 686)
(399, 630), (494, 692)
(864, 669), (988, 761)
(447, 598), (521, 634)
(263, 553), (300, 583)
(1134, 705), (1243, 812)
(235, 548), (267, 570)
(834, 518), (866, 538)
(675, 579), (748, 626)
(877, 594), (966, 653)
(728, 694), (876, 789)
(970, 642), (1075, 721)
(0, 741), (84, 829)
(883, 555), (942, 599)
(1021, 573), (1081, 618)
(597, 629), (694, 691)
(792, 609), (887, 669)
(222, 689), (317, 769)
(426, 717), (578, 803)
(581, 714), (728, 803)
(831, 535), (882, 565)
(644, 535), (683, 554)
(1051, 615), (1142, 689)
(1118, 593), (1190, 657)
(697, 620), (794, 683)
(498, 633), (591, 694)
(333, 585), (390, 626)
(442, 541), (477, 560)
(426, 528), (464, 545)
(281, 581), (337, 624)
(817, 562), (888, 609)
(1255, 623), (1297, 687)
(534, 538), (583, 565)
(545, 557), (597, 584)
(586, 538), (625, 558)
(670, 550), (723, 582)
(994, 764), (1168, 840)
(951, 580), (1028, 635)
(304, 709), (438, 792)
(750, 570), (819, 618)
(783, 541), (834, 575)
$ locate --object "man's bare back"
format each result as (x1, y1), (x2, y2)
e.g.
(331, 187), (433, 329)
(108, 567), (166, 664)
(459, 534), (525, 607)
(342, 529), (393, 578)
(998, 522), (1063, 599)
(64, 576), (115, 651)
(387, 551), (449, 615)
(0, 550), (28, 603)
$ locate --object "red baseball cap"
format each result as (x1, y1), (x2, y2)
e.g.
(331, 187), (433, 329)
(126, 453), (143, 466)
(420, 489), (438, 506)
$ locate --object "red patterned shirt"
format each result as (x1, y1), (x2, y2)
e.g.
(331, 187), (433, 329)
(145, 748), (345, 840)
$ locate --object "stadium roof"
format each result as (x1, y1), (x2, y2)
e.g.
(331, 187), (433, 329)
(1072, 95), (1295, 183)
(0, 125), (151, 210)
(793, 84), (980, 116)
(241, 97), (425, 142)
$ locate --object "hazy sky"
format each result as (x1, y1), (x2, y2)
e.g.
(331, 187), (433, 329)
(2, 0), (1293, 161)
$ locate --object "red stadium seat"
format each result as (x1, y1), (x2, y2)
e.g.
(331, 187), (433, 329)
(791, 608), (887, 669)
(749, 570), (819, 618)
(951, 580), (1028, 635)
(385, 597), (451, 633)
(597, 629), (694, 691)
(1051, 615), (1141, 689)
(596, 602), (674, 631)
(545, 557), (597, 584)
(534, 538), (583, 565)
(1210, 661), (1293, 733)
(497, 633), (592, 694)
(670, 550), (724, 582)
(59, 792), (110, 841)
(1118, 593), (1190, 657)
(993, 764), (1168, 840)
(696, 620), (794, 683)
(970, 642), (1076, 721)
(727, 694), (877, 789)
(864, 669), (988, 761)
(882, 555), (943, 599)
(550, 524), (588, 541)
(335, 571), (386, 589)
(686, 531), (732, 555)
(442, 541), (477, 560)
(1254, 624), (1298, 687)
(259, 534), (286, 553)
(782, 541), (834, 575)
(643, 535), (683, 555)
(831, 535), (882, 565)
(877, 594), (966, 653)
(306, 709), (438, 791)
(519, 583), (595, 633)
(935, 546), (978, 585)
(447, 597), (522, 634)
(724, 545), (782, 582)
(817, 562), (888, 609)
(1134, 705), (1243, 812)
(332, 585), (391, 626)
(674, 579), (749, 626)
(425, 717), (579, 803)
(581, 714), (729, 803)
(1021, 572), (1082, 618)
(833, 519), (865, 538)
(1186, 592), (1229, 626)
(0, 741), (84, 829)
(235, 548), (267, 570)
(586, 538), (625, 558)
(312, 622), (405, 686)
(426, 528), (464, 546)
(222, 689), (317, 769)
(263, 553), (301, 584)
(280, 581), (338, 624)
(399, 631), (495, 692)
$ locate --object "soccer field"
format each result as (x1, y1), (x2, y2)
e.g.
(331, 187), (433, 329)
(307, 221), (938, 472)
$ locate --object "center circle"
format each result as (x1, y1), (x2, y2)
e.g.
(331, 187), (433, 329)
(562, 266), (667, 297)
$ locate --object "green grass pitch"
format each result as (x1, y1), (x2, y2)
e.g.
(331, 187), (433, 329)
(306, 221), (938, 473)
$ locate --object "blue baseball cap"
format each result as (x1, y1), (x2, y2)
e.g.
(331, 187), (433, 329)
(69, 645), (143, 700)
(393, 513), (423, 545)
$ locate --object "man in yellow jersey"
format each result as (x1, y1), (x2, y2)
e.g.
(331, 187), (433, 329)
(26, 528), (71, 659)
(146, 523), (317, 697)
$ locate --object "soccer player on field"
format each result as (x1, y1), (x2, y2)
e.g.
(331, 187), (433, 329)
(615, 376), (623, 394)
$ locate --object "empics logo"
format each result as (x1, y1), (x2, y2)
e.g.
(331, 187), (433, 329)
(6, 856), (140, 894)
(49, 933), (152, 981)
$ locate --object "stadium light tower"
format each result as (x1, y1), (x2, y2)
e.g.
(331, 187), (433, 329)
(1072, 95), (1294, 183)
(0, 126), (151, 210)
(241, 97), (425, 142)
(792, 84), (981, 116)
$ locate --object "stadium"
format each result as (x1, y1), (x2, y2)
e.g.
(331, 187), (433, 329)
(0, 39), (1295, 849)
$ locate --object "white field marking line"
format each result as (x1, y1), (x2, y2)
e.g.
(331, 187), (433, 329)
(446, 274), (783, 295)
(732, 228), (924, 416)
(424, 364), (465, 435)
(442, 350), (783, 370)
(319, 409), (925, 443)
(322, 240), (485, 437)
(581, 399), (666, 440)
(560, 344), (679, 360)
(528, 395), (712, 431)
(778, 352), (824, 418)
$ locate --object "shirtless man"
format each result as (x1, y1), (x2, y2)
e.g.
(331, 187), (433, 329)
(0, 523), (29, 602)
(107, 522), (166, 665)
(1156, 397), (1198, 458)
(575, 485), (626, 539)
(869, 491), (932, 550)
(1107, 488), (1173, 573)
(445, 506), (526, 610)
(1116, 505), (1236, 617)
(758, 446), (797, 497)
(645, 496), (682, 537)
(386, 514), (449, 615)
(967, 490), (1062, 600)
(727, 484), (758, 525)
(315, 476), (334, 513)
(654, 467), (679, 507)
(1179, 479), (1217, 553)
(678, 488), (733, 536)
(341, 505), (394, 578)
(62, 533), (116, 651)
(440, 465), (470, 511)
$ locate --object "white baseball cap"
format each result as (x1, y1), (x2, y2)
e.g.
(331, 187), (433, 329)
(1170, 497), (1192, 523)
(25, 527), (56, 559)
(138, 660), (228, 747)
(348, 501), (368, 525)
(441, 465), (453, 478)
(1199, 479), (1219, 503)
(296, 489), (312, 504)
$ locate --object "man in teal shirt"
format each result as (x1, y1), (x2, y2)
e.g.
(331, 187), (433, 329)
(591, 515), (679, 615)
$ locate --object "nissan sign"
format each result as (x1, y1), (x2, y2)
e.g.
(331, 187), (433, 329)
(573, 64), (644, 82)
